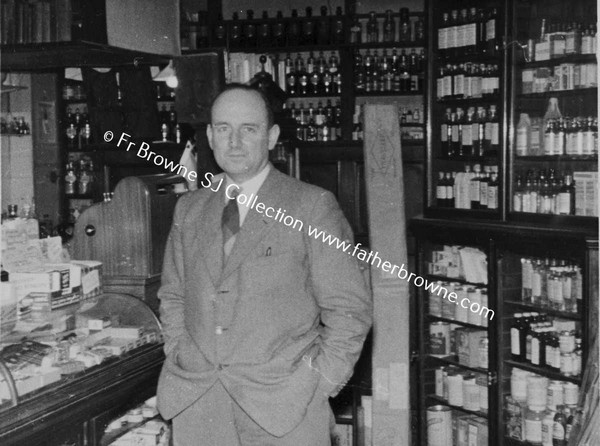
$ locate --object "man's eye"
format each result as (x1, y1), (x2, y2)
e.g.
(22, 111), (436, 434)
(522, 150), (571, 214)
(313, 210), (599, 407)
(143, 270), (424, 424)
(215, 126), (229, 133)
(242, 126), (257, 134)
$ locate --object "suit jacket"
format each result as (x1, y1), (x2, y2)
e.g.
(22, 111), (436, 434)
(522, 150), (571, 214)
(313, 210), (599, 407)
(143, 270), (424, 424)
(156, 166), (372, 437)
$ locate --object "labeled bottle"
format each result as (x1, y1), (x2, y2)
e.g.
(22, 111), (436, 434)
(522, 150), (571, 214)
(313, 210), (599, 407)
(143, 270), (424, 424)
(383, 10), (395, 43)
(257, 11), (271, 47)
(303, 7), (316, 45)
(399, 8), (411, 42)
(273, 11), (285, 46)
(317, 6), (330, 45)
(366, 11), (378, 43)
(516, 113), (532, 156)
(230, 12), (241, 47)
(332, 7), (344, 44)
(542, 98), (562, 154)
(288, 10), (300, 46)
(243, 10), (257, 47)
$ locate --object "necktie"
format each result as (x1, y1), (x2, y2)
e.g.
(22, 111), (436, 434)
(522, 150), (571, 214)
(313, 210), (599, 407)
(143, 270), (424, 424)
(222, 188), (240, 259)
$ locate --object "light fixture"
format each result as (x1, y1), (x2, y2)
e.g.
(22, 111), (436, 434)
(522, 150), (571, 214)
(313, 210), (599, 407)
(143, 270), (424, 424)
(153, 60), (178, 89)
(1, 73), (27, 94)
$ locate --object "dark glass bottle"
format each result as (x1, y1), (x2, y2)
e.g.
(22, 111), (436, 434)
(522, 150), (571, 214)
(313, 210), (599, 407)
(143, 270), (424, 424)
(317, 6), (330, 45)
(349, 15), (362, 44)
(288, 9), (300, 46)
(332, 7), (344, 44)
(303, 7), (316, 45)
(214, 13), (226, 46)
(486, 8), (498, 57)
(258, 11), (271, 47)
(273, 11), (285, 46)
(383, 10), (395, 43)
(230, 12), (241, 47)
(243, 10), (257, 47)
(399, 8), (411, 42)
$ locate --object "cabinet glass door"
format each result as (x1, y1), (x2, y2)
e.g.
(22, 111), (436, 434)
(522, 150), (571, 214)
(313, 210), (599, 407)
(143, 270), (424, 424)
(508, 0), (598, 228)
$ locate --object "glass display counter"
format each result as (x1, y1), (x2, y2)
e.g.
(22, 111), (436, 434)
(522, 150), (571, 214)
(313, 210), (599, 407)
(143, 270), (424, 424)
(0, 293), (164, 446)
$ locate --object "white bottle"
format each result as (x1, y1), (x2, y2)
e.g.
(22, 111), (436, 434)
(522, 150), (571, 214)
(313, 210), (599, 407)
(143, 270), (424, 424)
(542, 98), (562, 154)
(516, 113), (532, 156)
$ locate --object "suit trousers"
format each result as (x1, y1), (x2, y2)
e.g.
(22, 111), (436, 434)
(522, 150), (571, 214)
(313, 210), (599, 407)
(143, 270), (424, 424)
(172, 380), (334, 446)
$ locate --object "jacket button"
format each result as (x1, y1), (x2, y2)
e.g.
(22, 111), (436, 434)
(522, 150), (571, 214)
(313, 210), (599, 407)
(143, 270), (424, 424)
(215, 326), (223, 335)
(217, 364), (223, 371)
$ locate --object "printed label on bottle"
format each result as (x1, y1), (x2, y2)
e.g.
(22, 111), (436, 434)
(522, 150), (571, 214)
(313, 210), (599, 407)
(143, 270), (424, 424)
(525, 419), (542, 442)
(486, 19), (496, 41)
(531, 337), (540, 364)
(436, 185), (447, 200)
(532, 272), (542, 296)
(516, 128), (529, 155)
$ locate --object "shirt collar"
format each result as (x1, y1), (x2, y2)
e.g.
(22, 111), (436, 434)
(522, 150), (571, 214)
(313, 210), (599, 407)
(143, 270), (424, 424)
(224, 163), (271, 200)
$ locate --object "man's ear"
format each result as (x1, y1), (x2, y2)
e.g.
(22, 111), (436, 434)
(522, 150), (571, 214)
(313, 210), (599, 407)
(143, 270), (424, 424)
(206, 124), (214, 151)
(268, 124), (280, 151)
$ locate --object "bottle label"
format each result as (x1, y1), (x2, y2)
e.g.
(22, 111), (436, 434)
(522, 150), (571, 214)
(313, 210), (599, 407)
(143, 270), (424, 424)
(525, 418), (542, 442)
(516, 127), (529, 155)
(436, 185), (447, 200)
(486, 19), (496, 41)
(491, 122), (500, 145)
(480, 182), (489, 205)
(446, 184), (454, 200)
(511, 327), (520, 355)
(451, 125), (460, 142)
(553, 423), (565, 441)
(441, 124), (448, 142)
(462, 125), (473, 145)
(531, 337), (540, 364)
(488, 186), (498, 209)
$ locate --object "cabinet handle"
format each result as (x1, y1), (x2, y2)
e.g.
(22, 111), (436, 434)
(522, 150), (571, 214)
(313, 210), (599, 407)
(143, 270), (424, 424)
(85, 224), (96, 236)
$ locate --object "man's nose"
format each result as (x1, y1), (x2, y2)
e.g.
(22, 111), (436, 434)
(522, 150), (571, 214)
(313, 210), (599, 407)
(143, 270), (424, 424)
(229, 130), (242, 148)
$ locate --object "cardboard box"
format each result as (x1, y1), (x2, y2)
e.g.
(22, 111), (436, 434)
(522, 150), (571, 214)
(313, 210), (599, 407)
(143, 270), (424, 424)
(456, 328), (487, 368)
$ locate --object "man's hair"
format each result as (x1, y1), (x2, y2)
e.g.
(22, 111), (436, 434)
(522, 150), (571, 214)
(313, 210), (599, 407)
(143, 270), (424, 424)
(209, 83), (275, 128)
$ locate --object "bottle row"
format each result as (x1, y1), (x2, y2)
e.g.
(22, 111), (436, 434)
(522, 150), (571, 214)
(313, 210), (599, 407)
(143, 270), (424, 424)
(440, 105), (501, 158)
(354, 48), (426, 93)
(436, 63), (501, 100)
(435, 165), (500, 210)
(0, 116), (30, 135)
(510, 312), (581, 376)
(512, 170), (598, 217)
(427, 405), (487, 446)
(284, 51), (341, 96)
(528, 19), (598, 62)
(522, 62), (598, 94)
(509, 368), (580, 413)
(286, 100), (341, 142)
(437, 7), (501, 58)
(350, 9), (424, 44)
(520, 257), (582, 313)
(158, 105), (181, 143)
(64, 159), (97, 196)
(434, 365), (489, 411)
(428, 283), (489, 328)
(505, 385), (580, 445)
(516, 113), (598, 157)
(65, 108), (93, 149)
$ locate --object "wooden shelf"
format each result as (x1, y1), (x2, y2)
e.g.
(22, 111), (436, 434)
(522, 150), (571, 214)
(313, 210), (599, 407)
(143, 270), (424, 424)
(425, 314), (489, 330)
(436, 95), (501, 106)
(504, 300), (582, 321)
(505, 359), (582, 384)
(518, 87), (598, 99)
(426, 355), (488, 374)
(426, 395), (488, 418)
(425, 273), (487, 288)
(519, 54), (597, 68)
(515, 154), (597, 161)
(1, 41), (170, 71)
(355, 90), (423, 97)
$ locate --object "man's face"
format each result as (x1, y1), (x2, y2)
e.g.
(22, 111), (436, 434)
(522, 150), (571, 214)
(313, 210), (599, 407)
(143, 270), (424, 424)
(207, 89), (280, 183)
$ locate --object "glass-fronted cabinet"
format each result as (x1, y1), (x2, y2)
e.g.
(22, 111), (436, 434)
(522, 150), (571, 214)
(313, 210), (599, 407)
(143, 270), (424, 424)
(508, 0), (598, 228)
(427, 0), (507, 220)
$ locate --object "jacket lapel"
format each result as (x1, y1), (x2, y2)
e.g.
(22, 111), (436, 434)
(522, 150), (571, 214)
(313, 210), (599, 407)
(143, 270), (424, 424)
(194, 183), (226, 286)
(220, 168), (286, 282)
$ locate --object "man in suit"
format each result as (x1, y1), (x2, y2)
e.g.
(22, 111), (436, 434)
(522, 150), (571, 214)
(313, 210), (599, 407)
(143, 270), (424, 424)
(157, 84), (372, 445)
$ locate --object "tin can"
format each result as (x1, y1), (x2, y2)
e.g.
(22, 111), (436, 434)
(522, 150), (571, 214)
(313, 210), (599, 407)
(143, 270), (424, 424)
(476, 373), (488, 411)
(478, 337), (489, 369)
(467, 287), (482, 326)
(435, 367), (445, 397)
(453, 287), (469, 322)
(462, 374), (479, 411)
(442, 285), (458, 319)
(429, 282), (443, 317)
(426, 405), (452, 446)
(430, 322), (451, 357)
(447, 371), (464, 407)
(511, 368), (529, 403)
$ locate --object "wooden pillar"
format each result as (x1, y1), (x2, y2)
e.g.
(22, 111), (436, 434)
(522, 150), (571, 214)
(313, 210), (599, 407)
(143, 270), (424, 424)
(363, 104), (410, 445)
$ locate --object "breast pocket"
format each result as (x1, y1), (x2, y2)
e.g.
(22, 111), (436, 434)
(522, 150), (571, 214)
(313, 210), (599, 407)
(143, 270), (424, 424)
(242, 252), (305, 295)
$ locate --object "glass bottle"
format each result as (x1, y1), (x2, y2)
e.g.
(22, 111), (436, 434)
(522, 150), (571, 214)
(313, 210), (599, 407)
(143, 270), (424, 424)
(332, 7), (344, 44)
(243, 10), (257, 48)
(288, 9), (300, 46)
(317, 6), (330, 45)
(366, 11), (378, 43)
(383, 10), (395, 43)
(399, 8), (411, 42)
(273, 11), (285, 46)
(257, 11), (271, 47)
(303, 7), (316, 45)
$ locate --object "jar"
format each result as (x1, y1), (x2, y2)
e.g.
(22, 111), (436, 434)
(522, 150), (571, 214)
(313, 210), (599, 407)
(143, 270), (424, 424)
(511, 368), (529, 403)
(547, 380), (564, 410)
(558, 331), (576, 353)
(525, 406), (545, 445)
(527, 375), (549, 409)
(454, 287), (469, 321)
(542, 410), (555, 446)
(443, 286), (460, 318)
(563, 383), (579, 406)
(560, 352), (574, 376)
(478, 337), (489, 369)
(430, 322), (451, 357)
